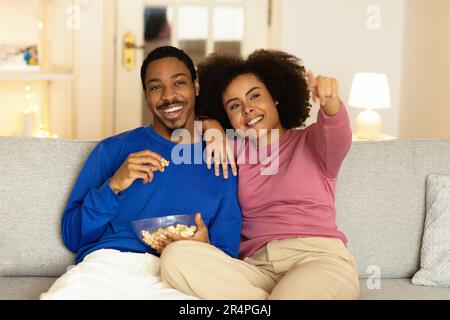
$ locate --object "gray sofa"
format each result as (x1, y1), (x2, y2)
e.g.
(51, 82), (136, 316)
(1, 136), (450, 300)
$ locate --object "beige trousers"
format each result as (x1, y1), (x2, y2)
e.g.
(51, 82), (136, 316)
(160, 237), (360, 300)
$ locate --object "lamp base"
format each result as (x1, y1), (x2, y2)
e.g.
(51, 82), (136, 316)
(356, 109), (382, 140)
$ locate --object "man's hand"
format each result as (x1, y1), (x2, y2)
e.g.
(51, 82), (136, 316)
(150, 213), (210, 254)
(307, 70), (341, 117)
(109, 150), (166, 195)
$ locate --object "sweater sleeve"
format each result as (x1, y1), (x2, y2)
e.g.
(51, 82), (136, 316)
(207, 174), (242, 258)
(62, 142), (125, 253)
(306, 101), (353, 178)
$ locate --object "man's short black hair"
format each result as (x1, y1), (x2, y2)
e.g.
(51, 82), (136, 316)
(140, 46), (197, 90)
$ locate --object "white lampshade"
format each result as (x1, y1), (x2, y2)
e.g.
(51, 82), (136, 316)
(348, 73), (391, 110)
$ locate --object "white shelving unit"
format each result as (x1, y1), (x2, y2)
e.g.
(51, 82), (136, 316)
(0, 0), (75, 139)
(0, 72), (74, 81)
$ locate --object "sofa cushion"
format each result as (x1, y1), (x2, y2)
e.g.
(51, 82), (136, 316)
(412, 174), (450, 287)
(0, 137), (96, 276)
(360, 278), (450, 300)
(0, 277), (57, 300)
(2, 277), (449, 300)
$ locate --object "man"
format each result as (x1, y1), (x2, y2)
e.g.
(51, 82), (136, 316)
(40, 46), (242, 299)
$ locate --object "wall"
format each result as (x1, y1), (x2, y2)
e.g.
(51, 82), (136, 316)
(280, 0), (405, 136)
(279, 0), (450, 139)
(0, 0), (40, 44)
(102, 0), (116, 138)
(399, 0), (450, 139)
(73, 0), (114, 140)
(242, 0), (269, 56)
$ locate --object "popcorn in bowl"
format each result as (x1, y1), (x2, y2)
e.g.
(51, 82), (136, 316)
(132, 214), (197, 247)
(141, 224), (197, 246)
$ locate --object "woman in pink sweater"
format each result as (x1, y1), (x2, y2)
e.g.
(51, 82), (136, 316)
(159, 50), (360, 300)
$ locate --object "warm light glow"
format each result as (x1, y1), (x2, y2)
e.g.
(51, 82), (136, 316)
(34, 124), (57, 138)
(348, 73), (391, 110)
(349, 73), (392, 140)
(356, 109), (382, 140)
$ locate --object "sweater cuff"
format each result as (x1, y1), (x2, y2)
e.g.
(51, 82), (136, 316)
(103, 178), (126, 200)
(83, 179), (125, 215)
(318, 101), (349, 129)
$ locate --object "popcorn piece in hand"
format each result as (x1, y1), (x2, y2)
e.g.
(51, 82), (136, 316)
(160, 158), (170, 168)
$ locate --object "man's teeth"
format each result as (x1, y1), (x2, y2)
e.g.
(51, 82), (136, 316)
(162, 105), (183, 113)
(247, 116), (263, 126)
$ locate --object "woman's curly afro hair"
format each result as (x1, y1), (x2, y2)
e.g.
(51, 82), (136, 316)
(196, 49), (312, 130)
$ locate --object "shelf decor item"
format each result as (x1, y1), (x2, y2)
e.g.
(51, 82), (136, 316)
(0, 44), (40, 72)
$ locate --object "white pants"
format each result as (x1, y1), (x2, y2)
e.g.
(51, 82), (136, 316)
(40, 249), (200, 300)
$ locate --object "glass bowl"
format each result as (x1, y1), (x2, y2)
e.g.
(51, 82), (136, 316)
(132, 214), (197, 246)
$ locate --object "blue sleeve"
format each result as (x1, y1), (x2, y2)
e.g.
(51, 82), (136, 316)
(62, 142), (125, 253)
(208, 175), (242, 258)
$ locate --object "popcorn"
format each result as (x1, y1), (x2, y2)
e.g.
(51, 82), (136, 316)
(141, 224), (197, 246)
(160, 158), (170, 167)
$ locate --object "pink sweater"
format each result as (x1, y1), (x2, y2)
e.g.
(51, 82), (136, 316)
(237, 103), (353, 259)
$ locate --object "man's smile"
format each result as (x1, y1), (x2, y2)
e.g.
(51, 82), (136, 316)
(157, 100), (187, 120)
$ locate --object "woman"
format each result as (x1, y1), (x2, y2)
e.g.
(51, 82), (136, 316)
(156, 49), (360, 300)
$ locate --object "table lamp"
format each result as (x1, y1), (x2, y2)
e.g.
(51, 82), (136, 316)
(348, 73), (391, 140)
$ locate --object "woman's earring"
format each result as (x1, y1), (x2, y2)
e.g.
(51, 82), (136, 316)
(275, 101), (279, 106)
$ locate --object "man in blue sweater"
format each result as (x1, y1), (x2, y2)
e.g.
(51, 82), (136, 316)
(40, 46), (242, 299)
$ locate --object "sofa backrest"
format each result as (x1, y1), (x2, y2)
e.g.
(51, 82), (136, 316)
(1, 137), (450, 278)
(336, 139), (450, 279)
(0, 137), (96, 277)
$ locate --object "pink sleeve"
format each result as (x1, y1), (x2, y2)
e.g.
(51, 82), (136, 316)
(306, 101), (353, 178)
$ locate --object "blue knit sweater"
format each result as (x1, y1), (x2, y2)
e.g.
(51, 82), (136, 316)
(62, 126), (242, 264)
